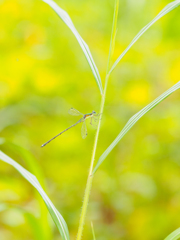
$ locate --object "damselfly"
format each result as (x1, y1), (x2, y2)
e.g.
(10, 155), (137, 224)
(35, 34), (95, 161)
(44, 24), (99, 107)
(41, 108), (99, 147)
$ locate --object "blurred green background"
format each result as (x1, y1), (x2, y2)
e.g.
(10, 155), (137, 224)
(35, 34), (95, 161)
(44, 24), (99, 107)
(0, 0), (180, 239)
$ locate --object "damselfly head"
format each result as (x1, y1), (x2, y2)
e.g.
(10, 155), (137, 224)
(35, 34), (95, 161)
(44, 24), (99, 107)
(92, 110), (96, 114)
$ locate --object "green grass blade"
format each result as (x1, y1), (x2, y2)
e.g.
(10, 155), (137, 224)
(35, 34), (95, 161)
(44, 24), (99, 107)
(164, 228), (180, 240)
(42, 0), (103, 94)
(106, 0), (119, 73)
(109, 0), (180, 74)
(91, 222), (96, 240)
(0, 151), (70, 240)
(0, 141), (52, 240)
(93, 81), (180, 174)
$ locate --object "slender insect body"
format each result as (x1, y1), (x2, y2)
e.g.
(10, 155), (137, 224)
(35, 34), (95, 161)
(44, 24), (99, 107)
(41, 108), (100, 147)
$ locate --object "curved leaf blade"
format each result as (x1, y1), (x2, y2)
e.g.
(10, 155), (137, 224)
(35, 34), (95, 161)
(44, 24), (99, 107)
(42, 0), (103, 94)
(0, 151), (70, 240)
(0, 140), (52, 240)
(93, 81), (180, 174)
(164, 228), (180, 240)
(109, 0), (180, 74)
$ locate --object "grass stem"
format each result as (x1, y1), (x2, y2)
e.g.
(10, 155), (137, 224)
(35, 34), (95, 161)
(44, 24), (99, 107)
(76, 1), (119, 239)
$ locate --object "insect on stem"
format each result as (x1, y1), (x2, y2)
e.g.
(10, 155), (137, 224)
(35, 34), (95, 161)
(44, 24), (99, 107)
(41, 108), (99, 147)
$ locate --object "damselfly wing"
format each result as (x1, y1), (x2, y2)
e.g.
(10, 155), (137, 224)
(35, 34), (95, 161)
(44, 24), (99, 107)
(81, 121), (88, 139)
(68, 108), (83, 116)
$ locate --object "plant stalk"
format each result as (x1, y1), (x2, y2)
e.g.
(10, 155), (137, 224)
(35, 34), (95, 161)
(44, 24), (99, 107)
(76, 1), (119, 239)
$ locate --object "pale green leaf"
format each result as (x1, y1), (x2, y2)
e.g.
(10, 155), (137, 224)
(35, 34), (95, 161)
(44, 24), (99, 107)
(93, 81), (180, 174)
(0, 151), (70, 240)
(109, 0), (180, 74)
(164, 228), (180, 240)
(0, 140), (52, 240)
(42, 0), (103, 94)
(91, 222), (96, 240)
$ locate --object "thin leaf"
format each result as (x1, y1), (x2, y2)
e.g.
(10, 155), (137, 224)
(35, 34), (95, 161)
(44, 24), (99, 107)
(0, 140), (52, 240)
(164, 228), (180, 240)
(109, 0), (180, 74)
(42, 0), (103, 94)
(93, 81), (180, 174)
(91, 222), (96, 240)
(0, 151), (70, 240)
(106, 0), (119, 72)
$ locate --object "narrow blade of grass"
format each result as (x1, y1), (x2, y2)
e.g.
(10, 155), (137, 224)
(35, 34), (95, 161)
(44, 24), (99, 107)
(164, 228), (180, 240)
(109, 0), (180, 74)
(0, 140), (52, 240)
(93, 81), (180, 174)
(106, 0), (119, 72)
(0, 151), (70, 240)
(91, 222), (96, 240)
(42, 0), (103, 94)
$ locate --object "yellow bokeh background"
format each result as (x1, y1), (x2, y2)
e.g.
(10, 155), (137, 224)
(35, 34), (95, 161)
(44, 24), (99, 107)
(0, 0), (180, 240)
